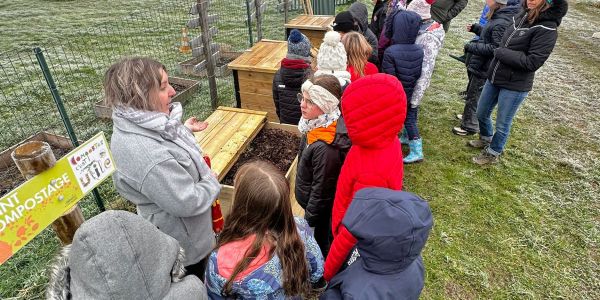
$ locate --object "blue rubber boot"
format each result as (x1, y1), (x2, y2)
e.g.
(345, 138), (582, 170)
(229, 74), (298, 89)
(404, 138), (424, 164)
(399, 128), (409, 145)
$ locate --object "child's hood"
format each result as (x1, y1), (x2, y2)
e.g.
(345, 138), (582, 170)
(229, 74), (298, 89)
(341, 73), (407, 149)
(390, 10), (422, 45)
(342, 188), (433, 274)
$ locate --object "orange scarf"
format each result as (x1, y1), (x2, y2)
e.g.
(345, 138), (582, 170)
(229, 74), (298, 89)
(307, 121), (337, 145)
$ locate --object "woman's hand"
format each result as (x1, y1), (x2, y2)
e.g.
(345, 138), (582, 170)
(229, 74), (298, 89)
(184, 117), (209, 132)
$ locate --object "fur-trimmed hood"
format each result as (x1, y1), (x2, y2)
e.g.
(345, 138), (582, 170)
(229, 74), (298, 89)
(46, 210), (207, 300)
(522, 0), (568, 26)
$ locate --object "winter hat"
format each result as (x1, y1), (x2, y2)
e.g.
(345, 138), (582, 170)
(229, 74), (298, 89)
(407, 0), (435, 20)
(495, 0), (508, 4)
(315, 31), (351, 86)
(332, 11), (357, 33)
(301, 79), (340, 114)
(287, 29), (312, 59)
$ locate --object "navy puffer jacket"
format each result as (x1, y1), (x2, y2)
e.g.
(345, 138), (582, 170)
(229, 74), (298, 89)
(381, 10), (423, 102)
(272, 58), (312, 125)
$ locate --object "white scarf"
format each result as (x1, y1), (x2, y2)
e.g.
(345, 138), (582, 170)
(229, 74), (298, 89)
(298, 108), (341, 134)
(112, 102), (213, 180)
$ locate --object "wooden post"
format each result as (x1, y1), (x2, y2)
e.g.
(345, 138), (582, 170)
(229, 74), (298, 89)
(11, 141), (84, 245)
(197, 0), (219, 109)
(254, 0), (263, 41)
(283, 0), (289, 23)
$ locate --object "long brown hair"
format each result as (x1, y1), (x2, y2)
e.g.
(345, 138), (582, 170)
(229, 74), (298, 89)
(217, 161), (310, 297)
(103, 57), (165, 111)
(341, 32), (372, 77)
(524, 0), (551, 24)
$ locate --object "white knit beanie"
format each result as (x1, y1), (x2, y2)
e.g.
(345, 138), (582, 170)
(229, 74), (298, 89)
(317, 31), (347, 72)
(407, 0), (433, 20)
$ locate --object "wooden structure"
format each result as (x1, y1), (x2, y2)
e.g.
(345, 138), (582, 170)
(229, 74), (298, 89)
(285, 14), (334, 49)
(194, 106), (303, 216)
(228, 40), (316, 122)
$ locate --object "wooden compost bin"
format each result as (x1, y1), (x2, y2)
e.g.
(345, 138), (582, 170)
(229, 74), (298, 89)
(284, 14), (334, 49)
(228, 40), (317, 123)
(0, 132), (74, 172)
(194, 106), (303, 217)
(94, 76), (200, 119)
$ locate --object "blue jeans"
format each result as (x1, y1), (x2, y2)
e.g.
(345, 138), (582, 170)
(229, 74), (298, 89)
(405, 104), (420, 140)
(476, 80), (528, 156)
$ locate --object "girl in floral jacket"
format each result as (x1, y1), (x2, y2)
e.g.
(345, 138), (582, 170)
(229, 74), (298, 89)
(205, 161), (324, 299)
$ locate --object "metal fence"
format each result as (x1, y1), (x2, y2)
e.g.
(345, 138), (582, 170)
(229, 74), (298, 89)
(0, 0), (363, 297)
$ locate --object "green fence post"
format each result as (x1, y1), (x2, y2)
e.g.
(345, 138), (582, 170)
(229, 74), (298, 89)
(245, 0), (254, 47)
(33, 47), (106, 212)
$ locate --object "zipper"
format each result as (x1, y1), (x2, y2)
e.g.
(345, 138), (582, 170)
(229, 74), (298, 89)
(491, 13), (527, 83)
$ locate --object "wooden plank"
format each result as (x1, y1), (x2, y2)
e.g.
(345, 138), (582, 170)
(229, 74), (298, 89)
(211, 114), (267, 179)
(239, 92), (278, 122)
(238, 80), (273, 95)
(228, 40), (287, 73)
(217, 106), (269, 116)
(203, 113), (250, 158)
(196, 110), (235, 148)
(266, 122), (301, 135)
(237, 70), (276, 83)
(284, 15), (334, 30)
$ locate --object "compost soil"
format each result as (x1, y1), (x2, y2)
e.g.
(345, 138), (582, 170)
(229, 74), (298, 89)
(0, 147), (70, 197)
(221, 129), (300, 186)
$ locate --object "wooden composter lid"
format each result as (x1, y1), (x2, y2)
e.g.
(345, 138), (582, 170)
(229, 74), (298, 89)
(284, 14), (335, 31)
(194, 107), (268, 181)
(227, 39), (317, 74)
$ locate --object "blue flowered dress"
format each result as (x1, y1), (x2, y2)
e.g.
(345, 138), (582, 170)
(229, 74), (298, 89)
(205, 217), (324, 299)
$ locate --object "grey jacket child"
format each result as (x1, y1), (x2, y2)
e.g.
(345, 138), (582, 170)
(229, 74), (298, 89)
(46, 210), (208, 300)
(110, 114), (221, 266)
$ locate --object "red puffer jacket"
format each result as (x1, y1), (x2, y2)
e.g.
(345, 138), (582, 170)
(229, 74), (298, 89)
(324, 73), (407, 281)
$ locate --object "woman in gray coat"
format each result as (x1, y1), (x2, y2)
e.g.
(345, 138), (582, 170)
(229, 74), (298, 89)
(104, 57), (221, 278)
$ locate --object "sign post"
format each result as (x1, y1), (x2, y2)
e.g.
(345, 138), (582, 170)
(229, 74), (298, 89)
(0, 132), (115, 265)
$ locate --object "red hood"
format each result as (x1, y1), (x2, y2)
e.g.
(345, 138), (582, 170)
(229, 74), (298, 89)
(281, 58), (311, 69)
(341, 73), (407, 148)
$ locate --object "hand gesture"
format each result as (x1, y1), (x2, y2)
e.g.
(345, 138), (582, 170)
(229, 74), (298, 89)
(184, 117), (209, 132)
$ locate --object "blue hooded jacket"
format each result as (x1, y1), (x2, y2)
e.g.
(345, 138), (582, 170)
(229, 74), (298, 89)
(320, 188), (433, 300)
(381, 10), (424, 102)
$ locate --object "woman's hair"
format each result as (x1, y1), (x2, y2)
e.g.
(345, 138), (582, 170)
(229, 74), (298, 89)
(217, 161), (310, 297)
(486, 1), (507, 20)
(524, 0), (551, 24)
(103, 57), (166, 111)
(304, 74), (343, 99)
(342, 32), (372, 77)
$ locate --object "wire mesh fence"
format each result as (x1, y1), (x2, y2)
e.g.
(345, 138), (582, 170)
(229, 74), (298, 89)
(0, 0), (351, 297)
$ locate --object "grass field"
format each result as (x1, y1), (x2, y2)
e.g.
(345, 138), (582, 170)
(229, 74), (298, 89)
(1, 0), (599, 298)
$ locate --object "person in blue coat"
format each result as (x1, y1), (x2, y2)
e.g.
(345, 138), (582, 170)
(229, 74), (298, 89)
(382, 9), (425, 164)
(320, 188), (433, 300)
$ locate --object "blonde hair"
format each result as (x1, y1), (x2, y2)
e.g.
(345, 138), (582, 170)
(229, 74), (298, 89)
(103, 57), (166, 111)
(342, 32), (372, 77)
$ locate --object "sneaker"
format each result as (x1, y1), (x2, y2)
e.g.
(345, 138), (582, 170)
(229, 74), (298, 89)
(452, 127), (477, 136)
(455, 113), (463, 120)
(472, 150), (499, 165)
(467, 139), (490, 149)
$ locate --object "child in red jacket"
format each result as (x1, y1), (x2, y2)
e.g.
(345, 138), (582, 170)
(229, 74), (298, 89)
(323, 73), (407, 281)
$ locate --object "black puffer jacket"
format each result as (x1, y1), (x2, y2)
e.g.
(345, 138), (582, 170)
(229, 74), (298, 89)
(295, 117), (351, 228)
(465, 3), (520, 79)
(369, 0), (388, 46)
(272, 58), (312, 125)
(488, 0), (568, 92)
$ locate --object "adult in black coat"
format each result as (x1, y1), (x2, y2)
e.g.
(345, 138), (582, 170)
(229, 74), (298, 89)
(452, 0), (520, 136)
(469, 0), (568, 165)
(295, 75), (351, 258)
(370, 0), (389, 41)
(273, 29), (313, 125)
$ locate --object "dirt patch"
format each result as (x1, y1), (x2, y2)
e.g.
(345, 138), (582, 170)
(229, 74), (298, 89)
(0, 147), (71, 197)
(221, 129), (300, 186)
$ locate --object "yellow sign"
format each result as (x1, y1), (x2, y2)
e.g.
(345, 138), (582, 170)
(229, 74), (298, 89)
(0, 132), (115, 264)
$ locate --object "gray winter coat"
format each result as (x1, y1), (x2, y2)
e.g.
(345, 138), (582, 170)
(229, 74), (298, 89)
(46, 210), (208, 300)
(110, 114), (221, 266)
(349, 2), (379, 65)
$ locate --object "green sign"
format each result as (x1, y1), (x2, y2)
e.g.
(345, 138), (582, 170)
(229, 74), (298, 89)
(0, 132), (115, 264)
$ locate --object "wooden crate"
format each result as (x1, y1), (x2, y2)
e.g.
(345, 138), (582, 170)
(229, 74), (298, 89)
(0, 132), (74, 172)
(94, 77), (200, 119)
(195, 107), (303, 217)
(285, 14), (334, 49)
(228, 40), (317, 123)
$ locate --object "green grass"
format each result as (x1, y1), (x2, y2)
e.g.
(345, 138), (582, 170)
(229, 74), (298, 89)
(1, 0), (599, 299)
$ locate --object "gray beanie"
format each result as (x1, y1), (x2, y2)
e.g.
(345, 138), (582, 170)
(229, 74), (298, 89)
(287, 29), (312, 58)
(495, 0), (508, 4)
